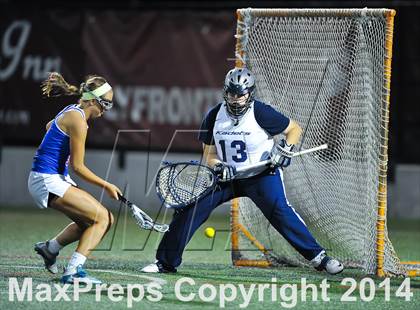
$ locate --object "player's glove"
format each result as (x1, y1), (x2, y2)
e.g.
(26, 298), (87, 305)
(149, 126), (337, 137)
(270, 139), (295, 168)
(213, 162), (236, 182)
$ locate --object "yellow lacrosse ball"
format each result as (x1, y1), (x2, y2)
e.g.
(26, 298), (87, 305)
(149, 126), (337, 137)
(204, 227), (215, 238)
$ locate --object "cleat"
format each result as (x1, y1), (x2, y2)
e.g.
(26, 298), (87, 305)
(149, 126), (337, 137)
(141, 261), (177, 273)
(60, 265), (102, 284)
(34, 241), (59, 274)
(311, 251), (344, 275)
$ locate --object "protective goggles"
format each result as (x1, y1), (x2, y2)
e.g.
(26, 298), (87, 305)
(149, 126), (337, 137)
(81, 82), (113, 111)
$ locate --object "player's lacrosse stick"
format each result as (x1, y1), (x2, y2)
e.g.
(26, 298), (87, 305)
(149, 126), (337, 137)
(156, 144), (328, 209)
(118, 194), (169, 233)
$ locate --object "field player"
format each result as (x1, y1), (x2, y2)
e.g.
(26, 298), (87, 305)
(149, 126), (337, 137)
(28, 72), (122, 284)
(142, 68), (344, 275)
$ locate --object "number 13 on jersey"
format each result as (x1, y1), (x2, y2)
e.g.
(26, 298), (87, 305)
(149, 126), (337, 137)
(218, 140), (248, 163)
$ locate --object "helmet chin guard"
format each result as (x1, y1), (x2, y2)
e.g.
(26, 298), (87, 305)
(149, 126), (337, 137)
(223, 68), (255, 119)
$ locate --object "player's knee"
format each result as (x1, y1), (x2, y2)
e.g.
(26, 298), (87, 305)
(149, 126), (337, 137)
(94, 208), (111, 228)
(98, 209), (114, 233)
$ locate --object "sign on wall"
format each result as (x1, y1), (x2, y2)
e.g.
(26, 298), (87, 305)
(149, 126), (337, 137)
(0, 11), (235, 151)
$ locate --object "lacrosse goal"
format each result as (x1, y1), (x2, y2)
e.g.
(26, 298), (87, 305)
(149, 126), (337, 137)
(231, 8), (420, 277)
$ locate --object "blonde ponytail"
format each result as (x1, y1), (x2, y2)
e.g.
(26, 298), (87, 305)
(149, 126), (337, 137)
(41, 72), (81, 97)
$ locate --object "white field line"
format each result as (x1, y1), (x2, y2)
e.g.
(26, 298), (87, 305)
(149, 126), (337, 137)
(0, 264), (167, 286)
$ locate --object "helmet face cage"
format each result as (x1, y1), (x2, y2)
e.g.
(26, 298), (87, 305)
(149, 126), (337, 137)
(223, 68), (255, 118)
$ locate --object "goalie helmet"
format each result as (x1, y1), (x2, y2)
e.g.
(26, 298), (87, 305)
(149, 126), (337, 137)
(223, 67), (255, 118)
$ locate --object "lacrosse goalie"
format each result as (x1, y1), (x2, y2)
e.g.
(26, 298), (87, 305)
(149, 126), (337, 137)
(142, 68), (344, 275)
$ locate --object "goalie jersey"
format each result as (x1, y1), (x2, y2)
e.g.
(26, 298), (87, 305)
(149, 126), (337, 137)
(199, 100), (290, 170)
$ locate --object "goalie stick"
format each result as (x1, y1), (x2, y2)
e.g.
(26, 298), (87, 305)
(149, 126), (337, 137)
(156, 144), (328, 209)
(118, 194), (169, 233)
(234, 143), (328, 178)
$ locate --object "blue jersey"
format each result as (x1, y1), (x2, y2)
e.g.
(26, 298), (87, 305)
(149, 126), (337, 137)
(32, 104), (86, 176)
(199, 100), (290, 169)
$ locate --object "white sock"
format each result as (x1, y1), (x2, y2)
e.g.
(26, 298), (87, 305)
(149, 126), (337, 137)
(64, 252), (87, 275)
(47, 239), (63, 254)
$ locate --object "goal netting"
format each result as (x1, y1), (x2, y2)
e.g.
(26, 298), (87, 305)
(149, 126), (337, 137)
(231, 8), (415, 276)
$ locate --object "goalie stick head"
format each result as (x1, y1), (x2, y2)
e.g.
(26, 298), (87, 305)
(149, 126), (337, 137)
(156, 161), (217, 209)
(223, 67), (255, 119)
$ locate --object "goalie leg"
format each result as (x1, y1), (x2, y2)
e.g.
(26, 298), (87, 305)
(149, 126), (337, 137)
(143, 183), (234, 272)
(243, 169), (343, 274)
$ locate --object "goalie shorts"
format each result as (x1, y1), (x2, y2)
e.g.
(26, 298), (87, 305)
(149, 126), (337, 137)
(156, 168), (324, 268)
(28, 171), (77, 209)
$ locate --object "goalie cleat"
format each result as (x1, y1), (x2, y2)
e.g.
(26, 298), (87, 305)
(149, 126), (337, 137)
(141, 261), (177, 273)
(60, 265), (102, 285)
(311, 251), (344, 275)
(34, 241), (59, 274)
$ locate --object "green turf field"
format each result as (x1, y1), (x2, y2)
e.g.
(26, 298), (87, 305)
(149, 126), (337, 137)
(1, 206), (419, 309)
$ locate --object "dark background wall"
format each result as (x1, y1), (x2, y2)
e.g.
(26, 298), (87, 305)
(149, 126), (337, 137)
(1, 0), (419, 172)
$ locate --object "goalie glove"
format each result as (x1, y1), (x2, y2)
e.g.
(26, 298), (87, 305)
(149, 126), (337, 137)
(271, 139), (294, 168)
(213, 162), (236, 182)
